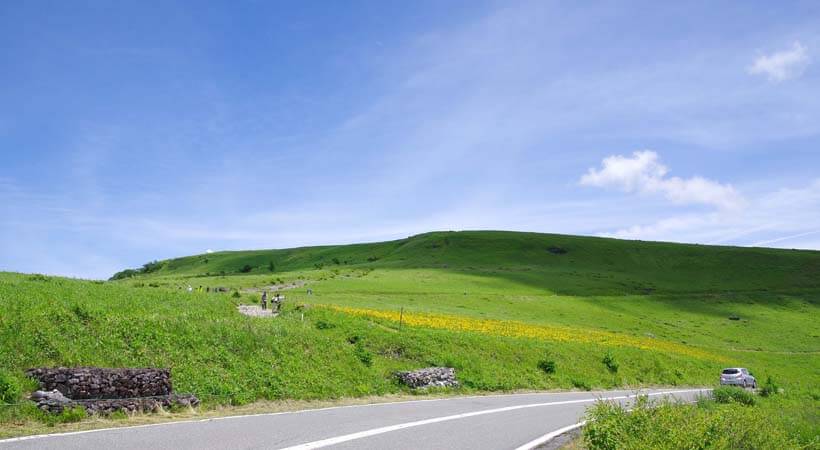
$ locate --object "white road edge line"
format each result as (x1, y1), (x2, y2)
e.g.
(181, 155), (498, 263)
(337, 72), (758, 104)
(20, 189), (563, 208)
(513, 390), (711, 450)
(0, 388), (682, 444)
(513, 421), (587, 450)
(277, 389), (706, 450)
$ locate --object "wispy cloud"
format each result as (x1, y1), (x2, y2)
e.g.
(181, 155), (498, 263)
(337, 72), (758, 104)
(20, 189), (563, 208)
(748, 41), (810, 82)
(597, 178), (820, 249)
(580, 151), (745, 210)
(750, 229), (820, 247)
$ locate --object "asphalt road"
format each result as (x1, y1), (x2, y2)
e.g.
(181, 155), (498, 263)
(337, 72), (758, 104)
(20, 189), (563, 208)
(0, 388), (709, 450)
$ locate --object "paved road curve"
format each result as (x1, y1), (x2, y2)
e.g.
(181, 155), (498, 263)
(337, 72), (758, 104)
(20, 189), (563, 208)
(0, 388), (709, 450)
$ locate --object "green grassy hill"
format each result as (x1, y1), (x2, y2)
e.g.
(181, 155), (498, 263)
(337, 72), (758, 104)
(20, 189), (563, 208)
(116, 230), (820, 294)
(2, 231), (818, 443)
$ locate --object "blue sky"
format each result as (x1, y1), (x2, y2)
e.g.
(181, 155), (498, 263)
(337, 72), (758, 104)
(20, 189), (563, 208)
(2, 1), (819, 279)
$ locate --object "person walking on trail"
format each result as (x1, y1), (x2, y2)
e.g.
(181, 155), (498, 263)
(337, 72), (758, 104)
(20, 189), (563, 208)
(261, 291), (268, 311)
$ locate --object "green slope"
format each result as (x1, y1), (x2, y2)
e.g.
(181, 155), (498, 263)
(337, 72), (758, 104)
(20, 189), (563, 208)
(2, 231), (818, 443)
(121, 230), (820, 294)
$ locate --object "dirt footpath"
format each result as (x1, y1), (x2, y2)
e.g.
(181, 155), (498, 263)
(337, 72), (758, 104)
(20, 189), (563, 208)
(236, 305), (279, 317)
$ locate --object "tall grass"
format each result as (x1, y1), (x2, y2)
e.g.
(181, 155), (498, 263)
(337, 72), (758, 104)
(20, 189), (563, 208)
(583, 396), (804, 449)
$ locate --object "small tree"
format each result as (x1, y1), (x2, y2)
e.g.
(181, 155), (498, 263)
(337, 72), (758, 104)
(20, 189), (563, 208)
(268, 261), (275, 272)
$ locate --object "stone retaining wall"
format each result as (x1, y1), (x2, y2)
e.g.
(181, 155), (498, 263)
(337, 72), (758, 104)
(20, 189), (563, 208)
(396, 367), (459, 389)
(30, 389), (199, 415)
(26, 367), (172, 400)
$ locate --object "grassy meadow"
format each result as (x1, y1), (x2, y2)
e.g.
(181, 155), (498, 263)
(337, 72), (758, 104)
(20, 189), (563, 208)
(1, 231), (818, 444)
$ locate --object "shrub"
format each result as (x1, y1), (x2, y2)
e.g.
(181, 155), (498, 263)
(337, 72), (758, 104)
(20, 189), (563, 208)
(239, 264), (253, 273)
(315, 320), (336, 330)
(602, 352), (619, 373)
(54, 406), (86, 425)
(109, 410), (128, 420)
(572, 378), (591, 391)
(0, 371), (21, 404)
(110, 269), (139, 280)
(231, 291), (241, 298)
(537, 358), (556, 374)
(712, 386), (756, 406)
(141, 260), (164, 273)
(355, 343), (373, 367)
(71, 304), (93, 323)
(332, 257), (340, 265)
(268, 261), (275, 272)
(583, 397), (796, 450)
(27, 274), (51, 282)
(759, 376), (780, 397)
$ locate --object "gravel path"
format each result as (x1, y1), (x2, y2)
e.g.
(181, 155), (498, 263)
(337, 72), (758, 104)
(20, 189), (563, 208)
(236, 305), (279, 317)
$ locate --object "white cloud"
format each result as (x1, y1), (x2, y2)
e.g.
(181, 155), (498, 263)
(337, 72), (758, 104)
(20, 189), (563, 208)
(580, 151), (745, 210)
(748, 41), (810, 82)
(205, 249), (214, 254)
(598, 179), (820, 250)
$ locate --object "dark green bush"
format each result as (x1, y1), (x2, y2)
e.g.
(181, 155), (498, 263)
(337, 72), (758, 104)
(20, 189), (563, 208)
(759, 376), (779, 397)
(71, 304), (93, 323)
(239, 264), (253, 273)
(572, 378), (591, 391)
(49, 406), (86, 426)
(231, 291), (241, 298)
(602, 352), (619, 373)
(355, 343), (373, 366)
(0, 371), (21, 404)
(315, 320), (336, 330)
(712, 386), (756, 405)
(27, 274), (51, 282)
(141, 260), (164, 273)
(537, 358), (556, 374)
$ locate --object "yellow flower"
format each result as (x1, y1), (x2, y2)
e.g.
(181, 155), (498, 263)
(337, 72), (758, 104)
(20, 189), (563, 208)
(321, 305), (725, 362)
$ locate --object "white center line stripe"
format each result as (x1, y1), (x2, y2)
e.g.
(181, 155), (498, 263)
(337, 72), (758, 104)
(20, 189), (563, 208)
(277, 389), (707, 450)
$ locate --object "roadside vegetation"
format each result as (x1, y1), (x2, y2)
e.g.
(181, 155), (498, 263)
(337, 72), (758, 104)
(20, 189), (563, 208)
(582, 388), (817, 449)
(1, 231), (817, 444)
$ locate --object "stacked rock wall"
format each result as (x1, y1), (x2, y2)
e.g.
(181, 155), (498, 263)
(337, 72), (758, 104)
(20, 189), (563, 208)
(29, 390), (199, 415)
(26, 367), (172, 400)
(26, 367), (196, 415)
(396, 367), (458, 389)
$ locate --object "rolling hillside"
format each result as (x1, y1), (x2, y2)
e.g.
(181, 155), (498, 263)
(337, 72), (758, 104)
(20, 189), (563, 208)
(114, 230), (820, 294)
(2, 231), (818, 442)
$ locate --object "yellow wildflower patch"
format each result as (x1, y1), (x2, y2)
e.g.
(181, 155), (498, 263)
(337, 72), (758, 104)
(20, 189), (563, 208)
(322, 305), (725, 362)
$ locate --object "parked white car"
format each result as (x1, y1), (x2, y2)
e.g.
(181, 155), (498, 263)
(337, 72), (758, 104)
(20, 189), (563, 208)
(720, 368), (756, 388)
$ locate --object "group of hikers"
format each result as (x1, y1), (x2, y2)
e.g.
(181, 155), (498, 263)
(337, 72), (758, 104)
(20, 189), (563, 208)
(261, 290), (283, 312)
